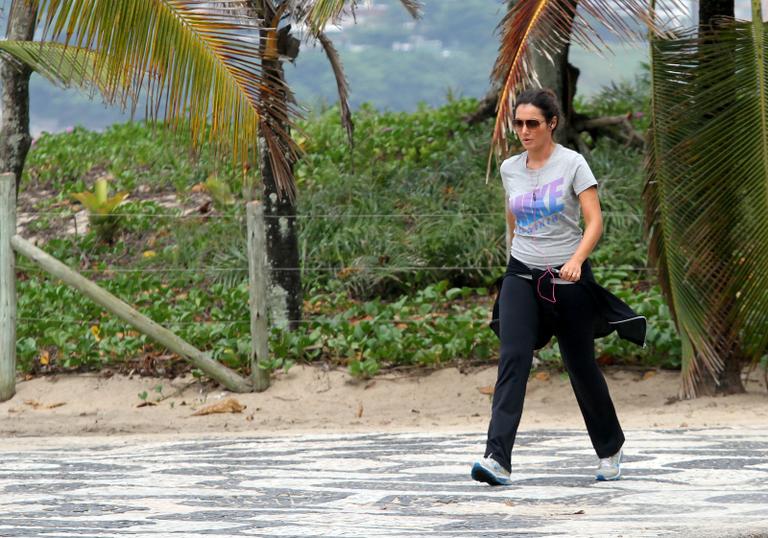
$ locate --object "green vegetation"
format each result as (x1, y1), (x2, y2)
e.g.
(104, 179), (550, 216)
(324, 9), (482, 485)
(16, 79), (681, 380)
(70, 178), (129, 243)
(296, 99), (502, 296)
(26, 122), (245, 195)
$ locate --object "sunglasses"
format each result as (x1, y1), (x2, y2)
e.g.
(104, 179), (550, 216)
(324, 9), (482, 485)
(512, 118), (547, 130)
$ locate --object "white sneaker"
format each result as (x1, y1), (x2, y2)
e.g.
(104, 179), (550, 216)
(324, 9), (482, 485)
(471, 455), (511, 486)
(595, 448), (622, 481)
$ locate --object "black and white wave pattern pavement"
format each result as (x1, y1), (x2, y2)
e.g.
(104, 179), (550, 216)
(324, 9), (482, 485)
(0, 429), (766, 537)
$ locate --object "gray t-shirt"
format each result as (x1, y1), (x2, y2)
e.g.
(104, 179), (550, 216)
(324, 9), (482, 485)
(500, 144), (597, 268)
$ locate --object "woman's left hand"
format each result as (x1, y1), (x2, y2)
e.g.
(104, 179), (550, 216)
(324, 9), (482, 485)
(558, 258), (582, 282)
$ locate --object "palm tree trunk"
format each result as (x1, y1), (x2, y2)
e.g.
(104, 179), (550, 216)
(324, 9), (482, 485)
(254, 1), (302, 330)
(0, 0), (37, 192)
(257, 104), (302, 330)
(699, 0), (734, 32)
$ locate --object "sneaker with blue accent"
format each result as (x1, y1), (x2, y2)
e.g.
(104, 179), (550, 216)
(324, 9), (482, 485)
(595, 449), (622, 481)
(471, 455), (511, 486)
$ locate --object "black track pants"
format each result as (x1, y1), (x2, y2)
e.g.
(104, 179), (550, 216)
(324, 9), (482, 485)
(485, 273), (625, 472)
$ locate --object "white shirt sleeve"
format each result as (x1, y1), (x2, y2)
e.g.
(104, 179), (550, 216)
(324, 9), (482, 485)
(572, 154), (598, 196)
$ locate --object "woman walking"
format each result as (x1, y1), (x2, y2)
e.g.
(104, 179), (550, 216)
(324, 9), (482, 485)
(472, 88), (646, 486)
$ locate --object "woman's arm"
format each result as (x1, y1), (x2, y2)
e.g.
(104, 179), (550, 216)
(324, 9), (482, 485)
(558, 186), (603, 281)
(505, 202), (516, 255)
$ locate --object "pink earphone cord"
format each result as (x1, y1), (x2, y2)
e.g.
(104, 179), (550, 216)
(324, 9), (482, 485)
(536, 266), (558, 304)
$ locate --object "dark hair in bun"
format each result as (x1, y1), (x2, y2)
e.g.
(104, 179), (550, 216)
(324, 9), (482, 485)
(514, 88), (561, 131)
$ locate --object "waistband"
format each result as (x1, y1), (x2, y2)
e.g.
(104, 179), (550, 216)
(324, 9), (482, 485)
(504, 256), (594, 304)
(504, 256), (594, 280)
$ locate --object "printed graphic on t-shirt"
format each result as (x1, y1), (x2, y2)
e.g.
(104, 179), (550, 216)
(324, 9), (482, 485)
(508, 177), (565, 233)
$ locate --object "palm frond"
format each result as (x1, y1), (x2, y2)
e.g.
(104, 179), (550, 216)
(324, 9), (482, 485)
(643, 22), (694, 394)
(396, 0), (423, 19)
(0, 41), (134, 98)
(303, 0), (421, 31)
(645, 16), (768, 396)
(490, 0), (672, 170)
(315, 30), (353, 145)
(303, 0), (348, 29)
(297, 0), (420, 145)
(6, 0), (301, 194)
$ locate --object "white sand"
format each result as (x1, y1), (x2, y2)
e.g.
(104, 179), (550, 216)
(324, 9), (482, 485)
(1, 365), (767, 441)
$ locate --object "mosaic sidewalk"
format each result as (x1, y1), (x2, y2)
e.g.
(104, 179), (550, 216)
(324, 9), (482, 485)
(0, 429), (766, 537)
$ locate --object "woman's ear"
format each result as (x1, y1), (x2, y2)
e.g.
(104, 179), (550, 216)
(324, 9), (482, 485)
(550, 117), (558, 130)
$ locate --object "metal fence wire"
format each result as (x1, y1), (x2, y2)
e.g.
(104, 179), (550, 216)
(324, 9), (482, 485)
(14, 207), (654, 275)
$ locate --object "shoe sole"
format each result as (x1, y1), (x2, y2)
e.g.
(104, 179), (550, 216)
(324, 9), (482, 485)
(596, 468), (622, 481)
(471, 462), (511, 486)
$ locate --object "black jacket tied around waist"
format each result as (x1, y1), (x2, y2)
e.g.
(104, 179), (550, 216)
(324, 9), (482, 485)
(490, 256), (647, 349)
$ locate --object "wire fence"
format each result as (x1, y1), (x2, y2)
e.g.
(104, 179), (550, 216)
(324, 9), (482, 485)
(14, 265), (658, 274)
(17, 317), (483, 325)
(9, 200), (660, 373)
(13, 205), (657, 304)
(17, 210), (646, 219)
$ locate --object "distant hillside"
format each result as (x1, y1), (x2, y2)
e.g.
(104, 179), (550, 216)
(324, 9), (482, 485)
(2, 0), (651, 134)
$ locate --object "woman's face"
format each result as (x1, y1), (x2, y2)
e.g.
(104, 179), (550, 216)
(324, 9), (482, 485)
(513, 103), (555, 152)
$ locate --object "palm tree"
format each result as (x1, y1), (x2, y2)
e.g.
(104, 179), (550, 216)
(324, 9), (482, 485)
(0, 0), (420, 328)
(644, 0), (768, 396)
(491, 0), (768, 397)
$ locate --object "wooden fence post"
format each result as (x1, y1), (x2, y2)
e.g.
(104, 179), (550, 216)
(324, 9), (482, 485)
(10, 235), (253, 393)
(246, 201), (270, 392)
(0, 173), (17, 402)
